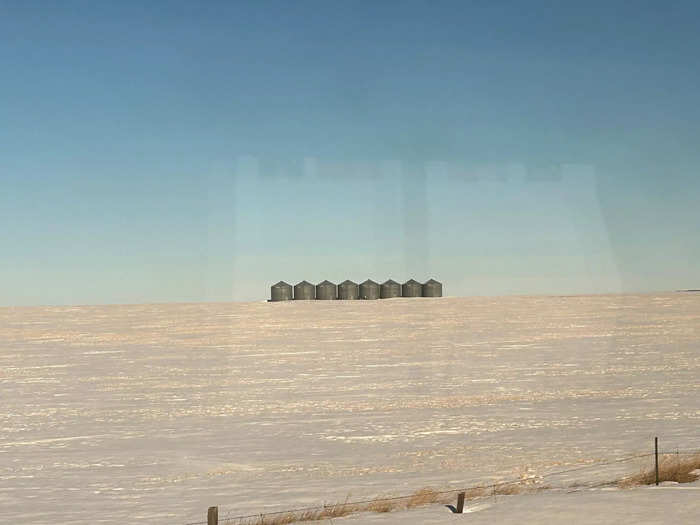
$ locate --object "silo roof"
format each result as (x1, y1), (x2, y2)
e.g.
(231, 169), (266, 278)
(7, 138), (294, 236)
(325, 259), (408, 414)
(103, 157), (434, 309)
(317, 280), (336, 286)
(382, 279), (399, 286)
(272, 281), (291, 287)
(403, 279), (421, 285)
(340, 280), (358, 286)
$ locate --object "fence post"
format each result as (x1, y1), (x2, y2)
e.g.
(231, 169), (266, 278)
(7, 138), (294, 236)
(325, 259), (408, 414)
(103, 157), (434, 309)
(208, 506), (218, 525)
(654, 437), (659, 486)
(456, 492), (465, 513)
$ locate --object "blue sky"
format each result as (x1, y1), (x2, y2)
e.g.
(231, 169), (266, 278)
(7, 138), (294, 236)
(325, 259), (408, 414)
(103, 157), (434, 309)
(1, 0), (699, 305)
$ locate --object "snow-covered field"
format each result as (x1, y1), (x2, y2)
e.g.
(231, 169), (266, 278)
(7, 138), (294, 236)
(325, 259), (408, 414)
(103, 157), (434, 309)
(1, 294), (699, 524)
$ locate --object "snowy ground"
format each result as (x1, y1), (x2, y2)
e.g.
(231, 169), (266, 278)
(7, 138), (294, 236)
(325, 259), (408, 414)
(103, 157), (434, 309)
(342, 482), (700, 525)
(1, 294), (699, 524)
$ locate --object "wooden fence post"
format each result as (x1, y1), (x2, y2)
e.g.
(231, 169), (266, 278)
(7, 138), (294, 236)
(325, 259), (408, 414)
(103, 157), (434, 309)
(208, 506), (218, 525)
(456, 492), (465, 513)
(654, 437), (659, 486)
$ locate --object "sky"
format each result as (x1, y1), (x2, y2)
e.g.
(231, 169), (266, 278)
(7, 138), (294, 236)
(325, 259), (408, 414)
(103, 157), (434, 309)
(1, 0), (699, 305)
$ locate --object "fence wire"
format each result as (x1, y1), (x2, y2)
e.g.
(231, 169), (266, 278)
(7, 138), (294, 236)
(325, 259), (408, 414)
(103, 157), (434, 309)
(186, 449), (669, 525)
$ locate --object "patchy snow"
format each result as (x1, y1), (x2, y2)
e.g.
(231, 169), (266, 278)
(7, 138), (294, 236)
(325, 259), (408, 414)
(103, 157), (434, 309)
(1, 294), (699, 524)
(342, 482), (700, 524)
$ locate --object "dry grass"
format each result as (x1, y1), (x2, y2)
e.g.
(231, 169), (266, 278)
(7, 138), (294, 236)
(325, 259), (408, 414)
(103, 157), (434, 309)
(365, 500), (394, 513)
(463, 486), (489, 499)
(207, 455), (700, 525)
(363, 487), (451, 513)
(494, 482), (526, 495)
(405, 488), (449, 508)
(235, 480), (544, 525)
(618, 453), (700, 488)
(242, 499), (359, 525)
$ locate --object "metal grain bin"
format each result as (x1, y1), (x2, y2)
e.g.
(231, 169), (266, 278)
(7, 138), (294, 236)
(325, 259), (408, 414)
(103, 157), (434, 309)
(293, 280), (315, 300)
(359, 279), (380, 300)
(270, 281), (293, 302)
(380, 279), (401, 299)
(316, 280), (337, 300)
(338, 280), (359, 300)
(402, 279), (422, 297)
(422, 278), (443, 297)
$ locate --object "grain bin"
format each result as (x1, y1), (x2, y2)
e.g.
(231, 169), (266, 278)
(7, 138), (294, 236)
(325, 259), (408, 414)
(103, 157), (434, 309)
(380, 279), (401, 299)
(316, 280), (337, 300)
(402, 279), (422, 297)
(338, 280), (359, 300)
(422, 278), (443, 297)
(293, 280), (315, 300)
(270, 281), (293, 301)
(359, 279), (380, 300)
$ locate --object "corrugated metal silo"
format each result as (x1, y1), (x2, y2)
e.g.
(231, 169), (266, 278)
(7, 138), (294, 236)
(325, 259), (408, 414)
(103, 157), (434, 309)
(293, 280), (315, 300)
(338, 280), (359, 300)
(359, 279), (380, 300)
(316, 280), (337, 300)
(422, 278), (443, 297)
(270, 281), (293, 301)
(402, 279), (422, 297)
(380, 279), (401, 299)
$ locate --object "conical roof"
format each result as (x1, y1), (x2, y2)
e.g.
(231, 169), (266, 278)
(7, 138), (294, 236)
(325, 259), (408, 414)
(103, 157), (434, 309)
(382, 279), (399, 286)
(293, 280), (316, 300)
(361, 279), (379, 286)
(317, 280), (336, 286)
(340, 279), (358, 286)
(403, 278), (421, 285)
(272, 281), (291, 288)
(421, 278), (443, 297)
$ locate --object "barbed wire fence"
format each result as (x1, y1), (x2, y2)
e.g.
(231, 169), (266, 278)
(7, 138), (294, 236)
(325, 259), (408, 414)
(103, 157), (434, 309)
(187, 438), (700, 525)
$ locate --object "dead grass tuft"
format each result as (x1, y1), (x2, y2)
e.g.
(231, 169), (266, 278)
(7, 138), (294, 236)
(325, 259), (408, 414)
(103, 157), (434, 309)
(366, 500), (394, 513)
(463, 486), (488, 499)
(618, 453), (700, 488)
(494, 482), (524, 495)
(240, 499), (358, 525)
(405, 488), (444, 508)
(318, 501), (356, 519)
(236, 478), (548, 524)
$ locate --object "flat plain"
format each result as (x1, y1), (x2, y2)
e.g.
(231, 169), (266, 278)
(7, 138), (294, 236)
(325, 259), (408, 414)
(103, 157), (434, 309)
(1, 293), (699, 524)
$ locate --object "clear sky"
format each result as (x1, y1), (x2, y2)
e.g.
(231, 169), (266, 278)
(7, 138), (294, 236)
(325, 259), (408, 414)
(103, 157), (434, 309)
(1, 0), (699, 305)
